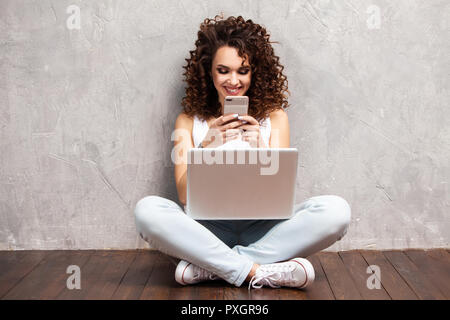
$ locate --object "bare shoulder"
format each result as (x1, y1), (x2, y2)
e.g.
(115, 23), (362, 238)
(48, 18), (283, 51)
(175, 112), (194, 129)
(269, 108), (289, 122)
(268, 108), (290, 147)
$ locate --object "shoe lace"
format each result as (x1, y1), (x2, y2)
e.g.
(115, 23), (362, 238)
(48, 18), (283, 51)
(248, 263), (296, 290)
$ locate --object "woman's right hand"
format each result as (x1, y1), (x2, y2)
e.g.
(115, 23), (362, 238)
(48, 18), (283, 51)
(200, 113), (247, 148)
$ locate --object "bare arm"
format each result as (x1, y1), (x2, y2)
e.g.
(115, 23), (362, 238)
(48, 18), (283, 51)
(269, 109), (290, 148)
(173, 113), (248, 205)
(173, 113), (194, 206)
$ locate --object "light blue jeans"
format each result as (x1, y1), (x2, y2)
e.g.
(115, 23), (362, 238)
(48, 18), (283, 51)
(134, 195), (351, 287)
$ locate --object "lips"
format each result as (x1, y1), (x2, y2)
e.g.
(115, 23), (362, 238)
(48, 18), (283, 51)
(224, 86), (242, 95)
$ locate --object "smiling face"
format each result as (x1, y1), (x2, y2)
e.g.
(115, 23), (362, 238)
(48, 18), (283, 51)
(211, 46), (252, 112)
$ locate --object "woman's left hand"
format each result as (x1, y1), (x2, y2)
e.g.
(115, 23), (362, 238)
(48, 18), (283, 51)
(237, 115), (268, 148)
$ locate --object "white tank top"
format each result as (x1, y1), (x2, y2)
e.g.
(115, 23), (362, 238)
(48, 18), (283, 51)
(192, 115), (271, 148)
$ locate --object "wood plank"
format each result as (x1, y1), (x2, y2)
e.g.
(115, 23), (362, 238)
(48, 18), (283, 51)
(56, 250), (136, 300)
(172, 281), (200, 300)
(140, 253), (177, 299)
(277, 286), (307, 300)
(3, 249), (446, 300)
(247, 287), (279, 300)
(427, 249), (450, 264)
(111, 250), (159, 300)
(383, 251), (446, 300)
(223, 285), (251, 300)
(140, 254), (227, 300)
(0, 250), (49, 299)
(3, 250), (93, 300)
(84, 250), (137, 300)
(164, 256), (196, 300)
(303, 254), (335, 300)
(339, 250), (391, 300)
(194, 281), (226, 300)
(318, 252), (362, 300)
(360, 250), (417, 300)
(168, 278), (198, 300)
(403, 249), (450, 299)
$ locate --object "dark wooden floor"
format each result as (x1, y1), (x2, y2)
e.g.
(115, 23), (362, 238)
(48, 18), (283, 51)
(0, 249), (448, 300)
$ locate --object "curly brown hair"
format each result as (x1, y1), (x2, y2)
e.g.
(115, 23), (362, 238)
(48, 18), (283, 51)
(181, 14), (290, 123)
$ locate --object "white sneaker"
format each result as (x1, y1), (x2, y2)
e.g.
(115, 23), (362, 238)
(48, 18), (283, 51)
(175, 260), (220, 285)
(248, 258), (315, 290)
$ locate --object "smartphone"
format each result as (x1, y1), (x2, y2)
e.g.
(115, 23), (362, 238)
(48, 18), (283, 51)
(223, 96), (248, 116)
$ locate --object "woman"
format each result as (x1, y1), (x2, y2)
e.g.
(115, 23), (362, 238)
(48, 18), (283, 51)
(134, 15), (351, 290)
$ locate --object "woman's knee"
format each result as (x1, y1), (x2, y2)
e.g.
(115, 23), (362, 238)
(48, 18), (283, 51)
(316, 195), (352, 237)
(135, 195), (159, 218)
(134, 195), (167, 235)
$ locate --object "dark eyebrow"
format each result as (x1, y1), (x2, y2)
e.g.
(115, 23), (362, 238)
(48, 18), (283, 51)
(217, 64), (250, 69)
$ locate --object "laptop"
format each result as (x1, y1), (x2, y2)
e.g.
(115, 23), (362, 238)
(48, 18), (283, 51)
(186, 148), (298, 220)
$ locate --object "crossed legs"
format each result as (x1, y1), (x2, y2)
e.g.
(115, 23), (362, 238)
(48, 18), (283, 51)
(134, 195), (351, 287)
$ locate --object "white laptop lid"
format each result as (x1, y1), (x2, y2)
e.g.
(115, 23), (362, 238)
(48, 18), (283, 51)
(186, 148), (298, 220)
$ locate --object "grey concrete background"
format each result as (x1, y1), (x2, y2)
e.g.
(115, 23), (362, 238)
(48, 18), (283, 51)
(0, 0), (448, 250)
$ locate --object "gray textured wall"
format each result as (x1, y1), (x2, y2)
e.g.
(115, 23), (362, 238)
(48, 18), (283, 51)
(1, 0), (449, 250)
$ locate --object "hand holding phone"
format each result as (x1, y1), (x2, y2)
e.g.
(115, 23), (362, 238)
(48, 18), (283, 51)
(222, 96), (248, 116)
(198, 96), (249, 148)
(199, 113), (246, 148)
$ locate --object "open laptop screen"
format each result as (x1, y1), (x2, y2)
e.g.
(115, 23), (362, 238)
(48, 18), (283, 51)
(186, 148), (298, 220)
